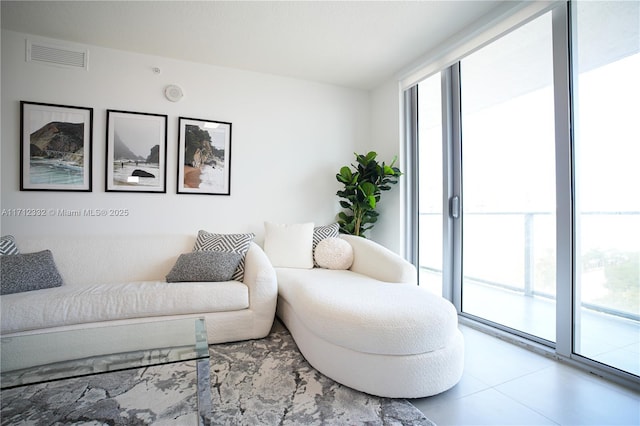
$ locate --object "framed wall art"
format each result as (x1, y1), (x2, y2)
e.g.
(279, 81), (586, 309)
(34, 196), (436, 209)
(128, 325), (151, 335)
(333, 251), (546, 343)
(106, 110), (167, 193)
(20, 101), (93, 191)
(177, 117), (232, 195)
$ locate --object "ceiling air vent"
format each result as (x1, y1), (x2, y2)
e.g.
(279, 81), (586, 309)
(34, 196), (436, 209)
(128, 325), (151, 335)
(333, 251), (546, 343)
(26, 39), (89, 70)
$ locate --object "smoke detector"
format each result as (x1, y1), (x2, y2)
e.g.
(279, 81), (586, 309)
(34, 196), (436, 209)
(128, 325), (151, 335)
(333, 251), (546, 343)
(164, 85), (183, 102)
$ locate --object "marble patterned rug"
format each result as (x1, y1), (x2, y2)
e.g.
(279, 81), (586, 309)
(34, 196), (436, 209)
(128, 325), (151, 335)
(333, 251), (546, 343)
(209, 327), (434, 425)
(1, 326), (435, 425)
(1, 361), (200, 425)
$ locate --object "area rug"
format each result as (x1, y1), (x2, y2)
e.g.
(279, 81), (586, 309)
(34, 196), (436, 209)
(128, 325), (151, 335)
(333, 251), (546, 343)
(1, 327), (435, 425)
(1, 360), (200, 425)
(209, 327), (435, 425)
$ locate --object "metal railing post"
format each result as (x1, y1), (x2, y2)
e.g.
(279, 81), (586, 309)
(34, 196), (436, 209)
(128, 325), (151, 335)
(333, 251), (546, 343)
(524, 213), (534, 296)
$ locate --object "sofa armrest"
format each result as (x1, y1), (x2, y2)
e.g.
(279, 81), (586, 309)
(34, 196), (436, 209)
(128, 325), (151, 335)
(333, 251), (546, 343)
(340, 235), (416, 283)
(242, 242), (278, 315)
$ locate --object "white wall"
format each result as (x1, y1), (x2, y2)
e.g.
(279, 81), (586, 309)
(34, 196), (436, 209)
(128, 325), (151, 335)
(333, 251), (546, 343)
(1, 30), (370, 245)
(368, 79), (404, 253)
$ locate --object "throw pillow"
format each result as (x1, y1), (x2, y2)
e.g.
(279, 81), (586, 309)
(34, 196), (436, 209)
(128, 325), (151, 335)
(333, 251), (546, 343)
(263, 222), (314, 269)
(166, 251), (242, 283)
(0, 250), (64, 295)
(314, 237), (354, 270)
(312, 223), (339, 267)
(0, 235), (20, 256)
(193, 231), (255, 282)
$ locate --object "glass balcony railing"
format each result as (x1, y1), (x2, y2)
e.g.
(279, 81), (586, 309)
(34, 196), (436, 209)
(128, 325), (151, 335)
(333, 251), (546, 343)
(418, 210), (640, 377)
(419, 210), (639, 321)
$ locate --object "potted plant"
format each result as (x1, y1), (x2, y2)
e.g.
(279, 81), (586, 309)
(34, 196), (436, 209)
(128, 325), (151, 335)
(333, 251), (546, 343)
(336, 151), (402, 237)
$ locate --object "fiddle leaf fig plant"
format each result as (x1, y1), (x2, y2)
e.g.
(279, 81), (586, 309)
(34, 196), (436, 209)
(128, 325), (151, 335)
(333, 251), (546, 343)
(336, 151), (402, 237)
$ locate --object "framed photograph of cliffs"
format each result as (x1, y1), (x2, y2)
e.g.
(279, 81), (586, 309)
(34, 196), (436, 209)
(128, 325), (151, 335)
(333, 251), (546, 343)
(106, 110), (167, 193)
(177, 117), (232, 195)
(20, 101), (93, 191)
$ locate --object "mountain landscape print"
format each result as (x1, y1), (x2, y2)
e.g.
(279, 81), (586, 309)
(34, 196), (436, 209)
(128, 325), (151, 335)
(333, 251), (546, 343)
(30, 121), (85, 182)
(178, 118), (232, 195)
(106, 110), (167, 193)
(21, 102), (92, 191)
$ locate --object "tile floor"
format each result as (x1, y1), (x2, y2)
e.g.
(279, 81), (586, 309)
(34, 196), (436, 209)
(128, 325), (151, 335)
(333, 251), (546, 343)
(410, 324), (640, 425)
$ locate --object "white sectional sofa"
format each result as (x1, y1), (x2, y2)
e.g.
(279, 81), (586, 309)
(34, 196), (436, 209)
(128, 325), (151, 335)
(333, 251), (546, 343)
(0, 234), (278, 344)
(2, 228), (463, 399)
(275, 234), (465, 399)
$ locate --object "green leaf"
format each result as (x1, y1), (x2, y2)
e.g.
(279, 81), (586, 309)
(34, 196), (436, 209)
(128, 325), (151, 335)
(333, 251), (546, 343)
(367, 195), (376, 209)
(360, 181), (376, 196)
(350, 171), (360, 185)
(338, 166), (352, 181)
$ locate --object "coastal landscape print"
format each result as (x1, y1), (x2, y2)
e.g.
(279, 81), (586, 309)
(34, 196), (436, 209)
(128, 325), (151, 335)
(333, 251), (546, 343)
(106, 110), (167, 193)
(178, 117), (231, 195)
(20, 102), (93, 191)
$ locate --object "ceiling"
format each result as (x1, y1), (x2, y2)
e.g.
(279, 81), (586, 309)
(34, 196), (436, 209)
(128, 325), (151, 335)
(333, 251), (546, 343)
(1, 1), (509, 90)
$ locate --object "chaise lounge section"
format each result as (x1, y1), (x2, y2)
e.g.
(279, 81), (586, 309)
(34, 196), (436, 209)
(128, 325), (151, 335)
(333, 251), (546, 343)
(275, 234), (465, 398)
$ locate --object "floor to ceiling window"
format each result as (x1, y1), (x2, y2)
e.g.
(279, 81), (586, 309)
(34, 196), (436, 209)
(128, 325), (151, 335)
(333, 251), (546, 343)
(410, 1), (639, 383)
(571, 0), (640, 376)
(458, 11), (557, 343)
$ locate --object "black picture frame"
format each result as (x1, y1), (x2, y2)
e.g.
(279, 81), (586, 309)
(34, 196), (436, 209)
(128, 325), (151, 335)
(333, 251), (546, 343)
(105, 110), (168, 193)
(177, 117), (232, 195)
(20, 101), (93, 191)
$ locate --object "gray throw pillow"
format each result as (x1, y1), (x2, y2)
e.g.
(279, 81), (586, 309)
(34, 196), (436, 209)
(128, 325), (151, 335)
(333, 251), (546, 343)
(0, 250), (64, 295)
(166, 251), (243, 283)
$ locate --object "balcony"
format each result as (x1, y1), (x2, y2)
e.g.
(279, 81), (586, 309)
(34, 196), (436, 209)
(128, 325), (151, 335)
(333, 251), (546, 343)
(418, 211), (640, 377)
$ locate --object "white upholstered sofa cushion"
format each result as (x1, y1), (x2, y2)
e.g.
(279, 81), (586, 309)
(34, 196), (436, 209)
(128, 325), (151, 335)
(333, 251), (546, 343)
(1, 280), (248, 334)
(276, 267), (459, 356)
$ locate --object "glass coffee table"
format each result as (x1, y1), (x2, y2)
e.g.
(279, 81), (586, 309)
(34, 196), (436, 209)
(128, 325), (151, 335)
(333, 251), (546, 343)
(0, 318), (212, 425)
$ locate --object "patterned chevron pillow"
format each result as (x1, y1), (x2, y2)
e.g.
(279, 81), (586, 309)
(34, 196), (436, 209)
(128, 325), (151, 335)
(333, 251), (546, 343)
(193, 231), (255, 282)
(312, 223), (339, 267)
(0, 235), (20, 256)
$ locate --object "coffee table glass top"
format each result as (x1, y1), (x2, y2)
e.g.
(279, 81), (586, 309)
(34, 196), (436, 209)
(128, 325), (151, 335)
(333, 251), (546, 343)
(0, 318), (209, 389)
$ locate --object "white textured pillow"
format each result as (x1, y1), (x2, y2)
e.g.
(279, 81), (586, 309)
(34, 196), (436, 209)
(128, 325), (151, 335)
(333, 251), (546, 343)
(314, 237), (354, 270)
(264, 222), (314, 268)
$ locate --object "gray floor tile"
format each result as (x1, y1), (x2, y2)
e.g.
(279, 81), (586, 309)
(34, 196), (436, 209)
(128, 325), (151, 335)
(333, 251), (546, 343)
(412, 325), (640, 426)
(413, 387), (558, 426)
(496, 363), (640, 425)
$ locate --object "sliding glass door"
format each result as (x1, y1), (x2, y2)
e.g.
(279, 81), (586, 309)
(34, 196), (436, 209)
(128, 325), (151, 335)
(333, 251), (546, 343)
(411, 1), (639, 383)
(572, 1), (640, 376)
(458, 11), (557, 343)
